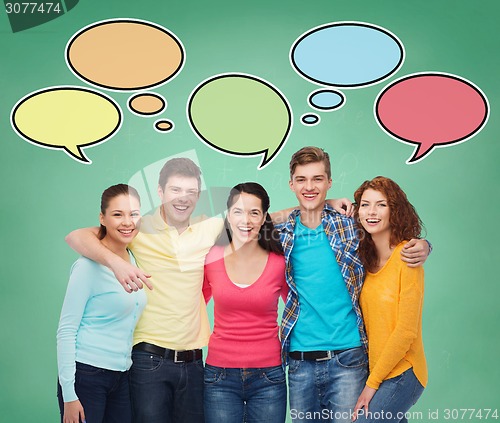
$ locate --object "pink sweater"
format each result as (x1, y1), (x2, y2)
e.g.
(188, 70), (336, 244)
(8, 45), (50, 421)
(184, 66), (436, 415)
(203, 246), (287, 368)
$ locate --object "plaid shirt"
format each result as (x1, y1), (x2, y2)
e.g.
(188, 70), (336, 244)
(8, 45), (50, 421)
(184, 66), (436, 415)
(276, 204), (367, 365)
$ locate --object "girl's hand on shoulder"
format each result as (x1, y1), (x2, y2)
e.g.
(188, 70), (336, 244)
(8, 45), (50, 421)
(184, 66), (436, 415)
(352, 385), (377, 421)
(63, 399), (85, 423)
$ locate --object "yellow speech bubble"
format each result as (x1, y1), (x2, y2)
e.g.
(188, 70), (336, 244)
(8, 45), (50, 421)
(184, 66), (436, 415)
(11, 86), (122, 164)
(66, 19), (185, 91)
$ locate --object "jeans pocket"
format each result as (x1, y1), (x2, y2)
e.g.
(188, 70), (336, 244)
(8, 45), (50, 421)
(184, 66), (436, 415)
(194, 358), (205, 371)
(262, 366), (286, 384)
(287, 358), (302, 374)
(412, 381), (425, 404)
(131, 351), (162, 371)
(335, 347), (368, 369)
(384, 372), (405, 388)
(204, 365), (223, 385)
(76, 362), (104, 375)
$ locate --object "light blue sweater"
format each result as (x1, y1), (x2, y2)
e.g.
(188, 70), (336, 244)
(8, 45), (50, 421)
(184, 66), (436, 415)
(57, 253), (147, 402)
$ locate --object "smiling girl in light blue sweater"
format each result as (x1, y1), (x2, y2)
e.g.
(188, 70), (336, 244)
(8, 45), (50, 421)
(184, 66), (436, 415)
(57, 184), (147, 423)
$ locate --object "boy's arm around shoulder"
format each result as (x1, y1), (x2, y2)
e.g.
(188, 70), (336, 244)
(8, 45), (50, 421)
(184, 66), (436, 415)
(65, 227), (152, 292)
(401, 239), (432, 267)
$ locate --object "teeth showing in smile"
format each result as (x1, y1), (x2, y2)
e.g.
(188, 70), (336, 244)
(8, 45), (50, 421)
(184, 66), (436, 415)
(366, 219), (380, 223)
(237, 226), (252, 232)
(304, 193), (317, 198)
(119, 229), (133, 234)
(173, 205), (188, 211)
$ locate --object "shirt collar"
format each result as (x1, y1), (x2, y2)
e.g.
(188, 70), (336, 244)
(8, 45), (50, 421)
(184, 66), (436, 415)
(282, 203), (336, 233)
(150, 206), (195, 233)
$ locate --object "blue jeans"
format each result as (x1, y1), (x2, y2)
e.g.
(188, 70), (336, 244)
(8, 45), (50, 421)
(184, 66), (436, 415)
(57, 362), (132, 423)
(204, 364), (287, 423)
(288, 347), (368, 423)
(355, 368), (424, 423)
(129, 350), (204, 423)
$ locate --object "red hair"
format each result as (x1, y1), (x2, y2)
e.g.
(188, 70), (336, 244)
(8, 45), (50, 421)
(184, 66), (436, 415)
(354, 176), (423, 272)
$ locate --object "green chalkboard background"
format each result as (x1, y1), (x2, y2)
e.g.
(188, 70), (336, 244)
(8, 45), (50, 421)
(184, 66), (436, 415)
(1, 0), (499, 421)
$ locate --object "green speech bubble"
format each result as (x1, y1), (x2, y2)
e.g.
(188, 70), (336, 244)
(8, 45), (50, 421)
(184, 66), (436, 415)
(11, 86), (122, 164)
(188, 74), (292, 169)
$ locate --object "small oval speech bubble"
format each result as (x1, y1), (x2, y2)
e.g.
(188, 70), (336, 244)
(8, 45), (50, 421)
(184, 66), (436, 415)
(291, 21), (404, 88)
(308, 89), (345, 111)
(301, 114), (320, 126)
(11, 86), (121, 164)
(188, 73), (292, 169)
(66, 19), (185, 91)
(129, 93), (166, 116)
(155, 120), (174, 132)
(375, 72), (489, 164)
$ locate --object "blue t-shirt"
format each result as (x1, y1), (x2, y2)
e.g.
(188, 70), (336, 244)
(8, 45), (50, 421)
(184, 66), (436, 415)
(289, 216), (361, 351)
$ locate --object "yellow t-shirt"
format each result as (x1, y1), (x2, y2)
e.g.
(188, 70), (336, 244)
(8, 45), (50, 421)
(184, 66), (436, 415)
(130, 207), (223, 350)
(360, 241), (427, 389)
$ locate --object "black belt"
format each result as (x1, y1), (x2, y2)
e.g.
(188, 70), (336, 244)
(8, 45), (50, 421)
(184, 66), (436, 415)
(133, 342), (202, 363)
(289, 349), (350, 361)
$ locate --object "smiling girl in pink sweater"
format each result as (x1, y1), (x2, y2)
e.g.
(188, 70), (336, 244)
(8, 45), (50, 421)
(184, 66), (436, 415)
(203, 182), (288, 423)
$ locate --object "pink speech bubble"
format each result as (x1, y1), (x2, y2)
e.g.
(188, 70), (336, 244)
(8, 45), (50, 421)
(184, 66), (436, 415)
(375, 73), (488, 164)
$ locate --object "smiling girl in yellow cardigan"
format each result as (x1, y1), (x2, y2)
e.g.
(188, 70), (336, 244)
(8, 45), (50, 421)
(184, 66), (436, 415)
(352, 176), (427, 423)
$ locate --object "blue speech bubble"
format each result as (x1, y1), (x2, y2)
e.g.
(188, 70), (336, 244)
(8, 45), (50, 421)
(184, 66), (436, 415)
(301, 113), (320, 125)
(309, 89), (345, 110)
(291, 22), (404, 88)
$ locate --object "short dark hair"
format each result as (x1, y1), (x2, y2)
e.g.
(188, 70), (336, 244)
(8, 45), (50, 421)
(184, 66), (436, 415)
(158, 158), (202, 190)
(216, 182), (283, 255)
(97, 184), (141, 240)
(289, 146), (332, 179)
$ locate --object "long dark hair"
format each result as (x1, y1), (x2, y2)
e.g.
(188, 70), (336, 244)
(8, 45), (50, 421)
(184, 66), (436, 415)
(354, 176), (423, 272)
(97, 184), (141, 240)
(216, 182), (283, 255)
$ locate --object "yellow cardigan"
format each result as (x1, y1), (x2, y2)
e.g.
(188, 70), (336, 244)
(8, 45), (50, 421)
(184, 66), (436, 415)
(360, 241), (427, 390)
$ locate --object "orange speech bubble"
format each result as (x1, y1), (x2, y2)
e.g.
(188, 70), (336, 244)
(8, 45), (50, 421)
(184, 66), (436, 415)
(155, 120), (174, 132)
(66, 19), (185, 91)
(129, 93), (166, 116)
